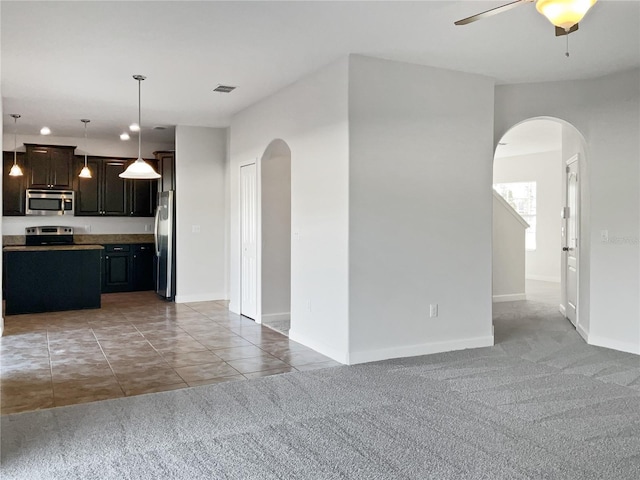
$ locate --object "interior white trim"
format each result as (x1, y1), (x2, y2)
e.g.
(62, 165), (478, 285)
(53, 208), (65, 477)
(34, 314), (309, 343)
(492, 293), (526, 303)
(288, 329), (349, 365)
(576, 322), (589, 343)
(175, 293), (228, 304)
(526, 275), (561, 283)
(261, 312), (291, 322)
(0, 317), (4, 336)
(348, 335), (495, 365)
(559, 304), (566, 316)
(588, 334), (640, 355)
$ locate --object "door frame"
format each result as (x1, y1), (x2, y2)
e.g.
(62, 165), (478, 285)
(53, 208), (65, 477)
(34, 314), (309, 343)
(239, 161), (260, 321)
(562, 153), (580, 329)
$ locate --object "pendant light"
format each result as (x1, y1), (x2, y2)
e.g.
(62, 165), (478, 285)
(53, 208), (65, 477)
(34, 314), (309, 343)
(8, 114), (23, 177)
(79, 119), (92, 178)
(120, 75), (161, 179)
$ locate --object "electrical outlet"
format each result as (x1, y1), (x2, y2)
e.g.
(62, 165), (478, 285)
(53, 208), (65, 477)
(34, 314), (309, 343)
(84, 225), (91, 233)
(192, 225), (201, 233)
(429, 304), (438, 318)
(307, 300), (312, 312)
(601, 230), (609, 243)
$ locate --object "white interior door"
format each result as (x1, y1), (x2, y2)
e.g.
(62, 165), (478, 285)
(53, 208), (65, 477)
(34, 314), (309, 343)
(240, 164), (258, 320)
(564, 156), (579, 326)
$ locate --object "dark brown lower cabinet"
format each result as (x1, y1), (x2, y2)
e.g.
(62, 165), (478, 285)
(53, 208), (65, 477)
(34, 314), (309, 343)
(102, 244), (155, 293)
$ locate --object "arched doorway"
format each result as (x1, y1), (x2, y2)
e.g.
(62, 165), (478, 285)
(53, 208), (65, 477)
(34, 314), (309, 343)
(259, 139), (292, 335)
(492, 117), (588, 342)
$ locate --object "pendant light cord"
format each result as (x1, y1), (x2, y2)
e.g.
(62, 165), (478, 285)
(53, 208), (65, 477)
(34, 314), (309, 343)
(84, 121), (88, 167)
(137, 76), (143, 160)
(12, 114), (20, 166)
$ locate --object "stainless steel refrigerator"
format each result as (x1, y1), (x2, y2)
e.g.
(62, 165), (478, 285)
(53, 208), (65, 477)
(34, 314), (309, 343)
(154, 191), (175, 300)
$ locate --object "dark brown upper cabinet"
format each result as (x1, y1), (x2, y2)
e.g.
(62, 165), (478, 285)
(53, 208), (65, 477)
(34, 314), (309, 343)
(154, 150), (175, 192)
(74, 156), (157, 217)
(25, 144), (75, 189)
(2, 151), (26, 216)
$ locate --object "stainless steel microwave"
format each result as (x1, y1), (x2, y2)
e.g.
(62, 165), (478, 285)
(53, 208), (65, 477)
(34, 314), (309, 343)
(25, 189), (75, 216)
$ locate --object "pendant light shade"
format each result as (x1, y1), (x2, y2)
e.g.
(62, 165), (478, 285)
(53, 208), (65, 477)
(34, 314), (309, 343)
(120, 75), (161, 180)
(9, 114), (23, 177)
(536, 0), (597, 30)
(79, 119), (92, 178)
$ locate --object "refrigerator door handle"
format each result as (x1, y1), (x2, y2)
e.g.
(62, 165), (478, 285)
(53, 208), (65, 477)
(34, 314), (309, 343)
(154, 206), (162, 257)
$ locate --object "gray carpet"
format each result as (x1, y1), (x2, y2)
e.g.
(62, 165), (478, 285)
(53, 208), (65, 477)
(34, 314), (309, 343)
(2, 288), (640, 479)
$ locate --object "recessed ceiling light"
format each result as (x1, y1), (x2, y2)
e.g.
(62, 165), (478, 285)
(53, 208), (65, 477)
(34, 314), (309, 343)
(40, 126), (51, 135)
(129, 123), (140, 132)
(153, 126), (167, 130)
(213, 84), (236, 93)
(120, 132), (130, 141)
(498, 142), (508, 146)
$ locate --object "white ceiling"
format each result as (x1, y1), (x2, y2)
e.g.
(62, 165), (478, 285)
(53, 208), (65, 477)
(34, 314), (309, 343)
(2, 1), (639, 143)
(494, 119), (562, 158)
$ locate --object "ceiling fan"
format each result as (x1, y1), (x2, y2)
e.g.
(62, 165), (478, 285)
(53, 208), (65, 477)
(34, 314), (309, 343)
(455, 0), (598, 37)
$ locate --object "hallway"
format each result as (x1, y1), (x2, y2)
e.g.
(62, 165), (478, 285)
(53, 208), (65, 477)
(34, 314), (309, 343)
(492, 280), (639, 390)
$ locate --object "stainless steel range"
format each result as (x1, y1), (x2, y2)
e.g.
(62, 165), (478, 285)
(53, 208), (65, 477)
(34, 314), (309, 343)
(25, 226), (74, 246)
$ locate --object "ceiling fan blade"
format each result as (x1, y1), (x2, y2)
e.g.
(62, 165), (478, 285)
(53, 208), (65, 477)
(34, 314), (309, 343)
(454, 0), (534, 26)
(555, 24), (579, 36)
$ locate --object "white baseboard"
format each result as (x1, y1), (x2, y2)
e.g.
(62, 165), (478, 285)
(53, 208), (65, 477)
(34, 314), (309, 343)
(175, 292), (228, 304)
(348, 334), (495, 365)
(228, 302), (240, 315)
(576, 322), (589, 342)
(288, 329), (348, 365)
(261, 312), (291, 322)
(0, 316), (4, 337)
(559, 304), (566, 316)
(526, 275), (561, 283)
(492, 293), (526, 303)
(588, 334), (640, 355)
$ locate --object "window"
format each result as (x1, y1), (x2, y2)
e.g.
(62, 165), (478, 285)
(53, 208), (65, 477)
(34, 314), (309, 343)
(494, 181), (537, 251)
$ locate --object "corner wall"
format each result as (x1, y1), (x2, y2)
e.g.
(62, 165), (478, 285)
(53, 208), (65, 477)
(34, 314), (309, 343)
(347, 55), (495, 363)
(495, 69), (640, 355)
(175, 126), (227, 303)
(229, 58), (350, 363)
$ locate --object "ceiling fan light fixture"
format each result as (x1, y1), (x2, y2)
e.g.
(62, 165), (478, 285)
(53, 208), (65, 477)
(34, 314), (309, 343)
(536, 0), (597, 30)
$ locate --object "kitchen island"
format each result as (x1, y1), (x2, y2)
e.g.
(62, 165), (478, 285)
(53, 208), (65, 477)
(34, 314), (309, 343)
(3, 244), (104, 315)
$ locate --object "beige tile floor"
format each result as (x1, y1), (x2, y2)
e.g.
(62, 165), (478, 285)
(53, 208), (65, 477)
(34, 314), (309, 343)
(0, 292), (339, 415)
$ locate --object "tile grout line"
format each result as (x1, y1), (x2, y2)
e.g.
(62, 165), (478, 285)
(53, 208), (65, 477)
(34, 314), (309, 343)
(90, 326), (127, 397)
(45, 329), (56, 406)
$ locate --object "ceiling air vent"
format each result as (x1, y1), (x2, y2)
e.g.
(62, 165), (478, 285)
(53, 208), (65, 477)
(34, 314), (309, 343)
(213, 84), (237, 93)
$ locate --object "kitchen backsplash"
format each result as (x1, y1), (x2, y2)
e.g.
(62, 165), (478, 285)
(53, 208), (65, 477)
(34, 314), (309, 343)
(1, 216), (154, 236)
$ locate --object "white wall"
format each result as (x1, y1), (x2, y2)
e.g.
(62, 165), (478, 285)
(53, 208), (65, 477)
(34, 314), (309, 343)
(492, 192), (527, 302)
(261, 148), (291, 318)
(347, 55), (495, 363)
(2, 133), (174, 235)
(494, 150), (563, 283)
(174, 126), (227, 303)
(229, 57), (350, 363)
(495, 68), (640, 355)
(2, 134), (173, 159)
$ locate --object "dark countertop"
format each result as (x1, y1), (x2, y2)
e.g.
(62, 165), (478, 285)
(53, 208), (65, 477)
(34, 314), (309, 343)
(3, 244), (105, 252)
(3, 234), (154, 246)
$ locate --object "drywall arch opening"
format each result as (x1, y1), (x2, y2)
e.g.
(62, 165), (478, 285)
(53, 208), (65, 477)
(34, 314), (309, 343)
(492, 116), (589, 340)
(260, 139), (292, 335)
